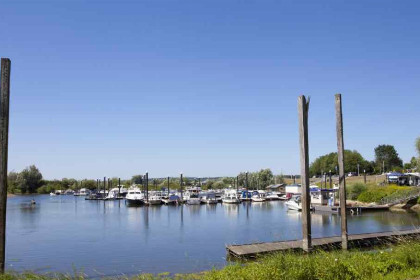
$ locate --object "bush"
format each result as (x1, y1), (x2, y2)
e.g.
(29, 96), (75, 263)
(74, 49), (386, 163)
(347, 183), (367, 200)
(357, 184), (413, 203)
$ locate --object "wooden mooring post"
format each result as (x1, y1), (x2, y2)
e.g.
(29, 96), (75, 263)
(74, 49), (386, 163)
(180, 173), (183, 203)
(145, 172), (149, 203)
(335, 93), (348, 250)
(297, 95), (311, 252)
(0, 58), (11, 273)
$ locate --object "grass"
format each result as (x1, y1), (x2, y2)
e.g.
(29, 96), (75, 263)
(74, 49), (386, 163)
(355, 184), (412, 203)
(3, 241), (420, 280)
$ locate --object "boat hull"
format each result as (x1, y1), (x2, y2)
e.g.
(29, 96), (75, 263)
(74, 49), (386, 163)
(126, 199), (145, 206)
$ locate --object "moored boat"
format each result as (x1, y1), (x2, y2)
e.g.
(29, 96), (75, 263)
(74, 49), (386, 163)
(125, 188), (145, 206)
(222, 189), (240, 204)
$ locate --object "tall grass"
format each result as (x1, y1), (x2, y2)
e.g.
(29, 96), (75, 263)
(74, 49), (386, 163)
(3, 241), (420, 280)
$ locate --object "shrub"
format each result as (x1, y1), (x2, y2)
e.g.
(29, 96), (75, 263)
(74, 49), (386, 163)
(347, 183), (367, 200)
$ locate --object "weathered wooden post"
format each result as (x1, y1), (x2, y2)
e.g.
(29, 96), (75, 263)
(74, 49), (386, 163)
(167, 176), (170, 196)
(245, 172), (249, 199)
(298, 95), (311, 252)
(236, 176), (239, 194)
(335, 93), (348, 250)
(145, 172), (149, 203)
(180, 173), (183, 203)
(103, 177), (106, 198)
(0, 58), (11, 272)
(118, 178), (121, 198)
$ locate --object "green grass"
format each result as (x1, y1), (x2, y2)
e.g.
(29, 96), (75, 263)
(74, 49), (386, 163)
(350, 183), (412, 203)
(3, 241), (420, 280)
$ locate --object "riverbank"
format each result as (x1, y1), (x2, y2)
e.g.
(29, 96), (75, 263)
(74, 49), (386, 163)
(2, 240), (420, 279)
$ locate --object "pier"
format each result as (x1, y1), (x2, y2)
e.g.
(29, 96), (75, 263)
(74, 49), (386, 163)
(226, 228), (420, 258)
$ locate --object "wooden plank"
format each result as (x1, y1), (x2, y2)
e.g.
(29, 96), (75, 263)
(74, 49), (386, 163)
(297, 95), (311, 252)
(226, 229), (420, 258)
(0, 58), (10, 273)
(335, 93), (348, 250)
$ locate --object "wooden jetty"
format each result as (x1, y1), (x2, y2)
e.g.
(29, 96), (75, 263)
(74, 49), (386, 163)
(226, 228), (420, 258)
(313, 205), (389, 214)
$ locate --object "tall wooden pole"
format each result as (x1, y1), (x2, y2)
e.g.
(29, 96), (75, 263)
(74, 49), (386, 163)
(118, 178), (121, 198)
(335, 93), (348, 250)
(0, 58), (11, 272)
(167, 176), (170, 196)
(236, 176), (239, 194)
(245, 172), (249, 198)
(145, 172), (149, 203)
(103, 177), (106, 198)
(180, 173), (183, 203)
(298, 95), (311, 252)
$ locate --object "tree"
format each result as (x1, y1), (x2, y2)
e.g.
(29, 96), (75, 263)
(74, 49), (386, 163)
(310, 150), (371, 176)
(131, 175), (143, 185)
(7, 171), (19, 193)
(374, 145), (403, 172)
(257, 169), (274, 188)
(17, 165), (43, 193)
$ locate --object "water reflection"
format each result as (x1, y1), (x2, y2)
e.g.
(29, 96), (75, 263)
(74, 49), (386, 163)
(5, 195), (420, 277)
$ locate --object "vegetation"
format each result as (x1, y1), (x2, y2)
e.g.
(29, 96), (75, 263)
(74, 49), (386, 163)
(374, 144), (403, 173)
(347, 183), (412, 203)
(3, 241), (420, 279)
(309, 150), (373, 176)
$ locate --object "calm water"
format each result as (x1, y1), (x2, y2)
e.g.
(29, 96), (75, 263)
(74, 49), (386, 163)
(5, 195), (420, 277)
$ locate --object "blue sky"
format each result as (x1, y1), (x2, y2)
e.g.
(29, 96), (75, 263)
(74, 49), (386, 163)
(0, 0), (419, 179)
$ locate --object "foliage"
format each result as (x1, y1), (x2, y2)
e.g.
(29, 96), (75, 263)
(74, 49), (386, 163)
(15, 165), (43, 194)
(357, 184), (412, 203)
(132, 175), (144, 185)
(374, 144), (403, 172)
(309, 150), (373, 176)
(346, 183), (367, 200)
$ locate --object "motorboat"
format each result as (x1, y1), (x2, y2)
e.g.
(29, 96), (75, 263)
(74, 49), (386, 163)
(285, 196), (314, 211)
(201, 191), (218, 204)
(240, 190), (252, 201)
(148, 192), (163, 205)
(251, 191), (266, 202)
(125, 188), (145, 206)
(222, 189), (240, 204)
(186, 193), (201, 205)
(162, 194), (180, 205)
(266, 192), (281, 201)
(78, 188), (90, 196)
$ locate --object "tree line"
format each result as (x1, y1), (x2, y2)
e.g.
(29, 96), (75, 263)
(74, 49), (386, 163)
(309, 141), (420, 176)
(7, 138), (420, 194)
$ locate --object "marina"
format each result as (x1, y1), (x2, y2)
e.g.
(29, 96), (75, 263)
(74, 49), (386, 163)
(6, 194), (420, 277)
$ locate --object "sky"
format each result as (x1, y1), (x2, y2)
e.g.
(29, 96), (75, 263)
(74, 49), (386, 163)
(0, 0), (419, 180)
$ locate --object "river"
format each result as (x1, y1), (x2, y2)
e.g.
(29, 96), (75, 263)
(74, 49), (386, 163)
(5, 195), (420, 277)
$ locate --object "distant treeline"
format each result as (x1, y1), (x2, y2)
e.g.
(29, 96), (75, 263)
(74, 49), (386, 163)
(8, 139), (420, 194)
(310, 142), (419, 176)
(7, 167), (285, 194)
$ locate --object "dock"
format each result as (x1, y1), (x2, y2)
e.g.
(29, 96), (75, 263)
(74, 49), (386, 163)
(226, 228), (420, 258)
(313, 205), (389, 214)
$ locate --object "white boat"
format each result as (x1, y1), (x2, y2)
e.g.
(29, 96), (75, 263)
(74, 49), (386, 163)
(148, 192), (163, 205)
(106, 187), (128, 200)
(184, 187), (202, 205)
(201, 191), (218, 204)
(162, 194), (180, 205)
(285, 196), (314, 211)
(222, 190), (240, 204)
(266, 192), (281, 201)
(49, 192), (56, 196)
(186, 193), (201, 205)
(125, 188), (145, 206)
(78, 188), (90, 196)
(251, 191), (266, 202)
